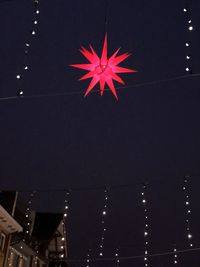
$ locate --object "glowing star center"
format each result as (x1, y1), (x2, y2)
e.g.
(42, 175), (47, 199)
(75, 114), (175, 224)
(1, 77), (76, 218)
(100, 63), (108, 72)
(70, 33), (137, 99)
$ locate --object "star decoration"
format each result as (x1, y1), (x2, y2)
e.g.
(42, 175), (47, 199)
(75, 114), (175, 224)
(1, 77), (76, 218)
(70, 33), (137, 100)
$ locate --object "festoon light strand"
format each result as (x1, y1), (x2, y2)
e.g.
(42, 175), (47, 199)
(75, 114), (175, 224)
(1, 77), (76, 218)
(23, 190), (36, 242)
(183, 1), (194, 74)
(61, 191), (70, 259)
(98, 188), (109, 257)
(141, 183), (150, 267)
(115, 248), (120, 267)
(173, 246), (178, 265)
(16, 0), (40, 97)
(182, 175), (194, 248)
(85, 249), (92, 267)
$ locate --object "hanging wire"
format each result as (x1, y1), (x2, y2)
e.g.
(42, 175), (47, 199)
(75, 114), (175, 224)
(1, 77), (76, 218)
(0, 73), (200, 102)
(56, 246), (200, 263)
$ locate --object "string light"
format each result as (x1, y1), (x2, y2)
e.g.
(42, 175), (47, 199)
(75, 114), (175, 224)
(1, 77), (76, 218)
(115, 248), (120, 267)
(61, 191), (70, 259)
(173, 246), (178, 265)
(182, 175), (194, 248)
(16, 0), (40, 97)
(183, 2), (194, 74)
(98, 188), (109, 257)
(141, 183), (150, 267)
(85, 249), (92, 267)
(23, 191), (36, 242)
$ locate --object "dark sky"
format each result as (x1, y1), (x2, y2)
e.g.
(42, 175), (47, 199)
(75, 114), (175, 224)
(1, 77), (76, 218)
(0, 0), (200, 265)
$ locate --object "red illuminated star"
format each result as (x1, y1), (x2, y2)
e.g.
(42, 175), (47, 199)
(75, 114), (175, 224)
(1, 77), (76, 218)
(70, 33), (137, 100)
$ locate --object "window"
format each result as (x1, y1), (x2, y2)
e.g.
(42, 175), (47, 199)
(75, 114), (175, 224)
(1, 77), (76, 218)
(0, 232), (6, 251)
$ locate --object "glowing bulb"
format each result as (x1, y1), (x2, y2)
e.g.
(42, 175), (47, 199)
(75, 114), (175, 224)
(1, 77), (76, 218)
(36, 10), (39, 14)
(102, 211), (106, 215)
(185, 42), (189, 47)
(99, 252), (103, 256)
(34, 20), (38, 24)
(189, 26), (193, 31)
(188, 234), (192, 239)
(183, 8), (187, 12)
(32, 30), (36, 35)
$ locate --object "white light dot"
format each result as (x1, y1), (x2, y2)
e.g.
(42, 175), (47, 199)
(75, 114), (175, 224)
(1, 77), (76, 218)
(102, 211), (106, 215)
(188, 234), (192, 239)
(34, 20), (38, 25)
(32, 31), (36, 35)
(189, 26), (193, 31)
(99, 252), (103, 256)
(186, 55), (191, 59)
(185, 42), (189, 47)
(36, 10), (39, 14)
(144, 231), (148, 236)
(183, 8), (187, 12)
(16, 75), (21, 79)
(186, 67), (190, 72)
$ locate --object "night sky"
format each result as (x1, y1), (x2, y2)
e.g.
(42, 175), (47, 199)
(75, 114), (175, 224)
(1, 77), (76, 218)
(0, 0), (200, 266)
